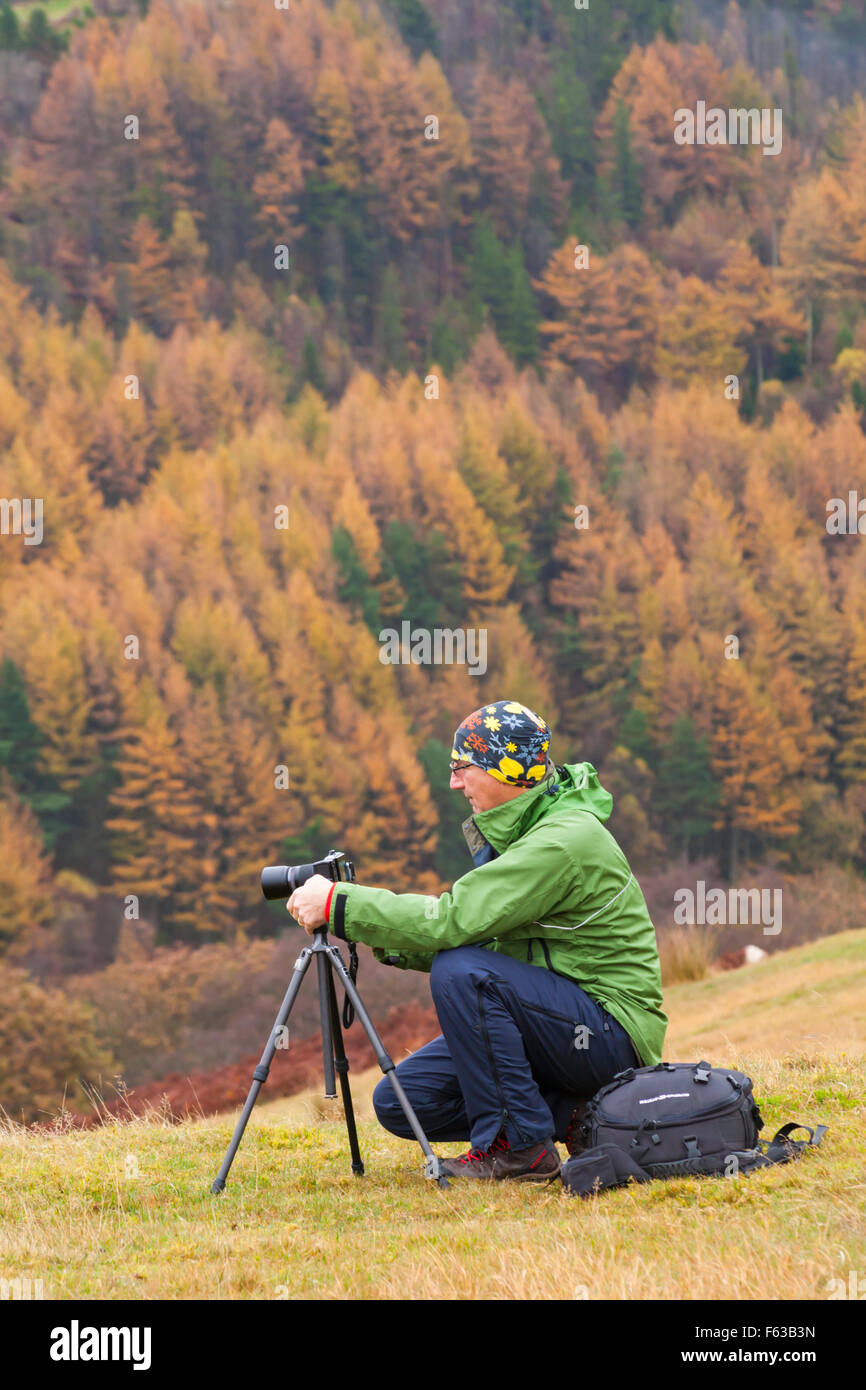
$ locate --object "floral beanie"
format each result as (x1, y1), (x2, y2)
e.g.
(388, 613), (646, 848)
(450, 700), (552, 787)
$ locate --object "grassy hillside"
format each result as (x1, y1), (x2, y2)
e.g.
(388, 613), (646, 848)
(1, 931), (864, 1300)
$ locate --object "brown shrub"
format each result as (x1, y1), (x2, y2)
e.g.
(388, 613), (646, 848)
(72, 938), (279, 1083)
(0, 964), (115, 1123)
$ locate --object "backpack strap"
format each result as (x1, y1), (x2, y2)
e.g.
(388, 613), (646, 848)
(731, 1122), (828, 1175)
(758, 1122), (828, 1165)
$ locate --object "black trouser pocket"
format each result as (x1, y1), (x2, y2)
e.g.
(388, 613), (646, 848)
(522, 1001), (597, 1090)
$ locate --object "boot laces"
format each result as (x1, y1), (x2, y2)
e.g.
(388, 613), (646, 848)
(459, 1131), (511, 1164)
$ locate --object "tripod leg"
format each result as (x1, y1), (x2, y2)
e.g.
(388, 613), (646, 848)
(325, 965), (364, 1176)
(325, 945), (450, 1189)
(211, 946), (314, 1194)
(316, 944), (337, 1098)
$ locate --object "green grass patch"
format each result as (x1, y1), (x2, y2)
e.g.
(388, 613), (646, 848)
(9, 0), (91, 27)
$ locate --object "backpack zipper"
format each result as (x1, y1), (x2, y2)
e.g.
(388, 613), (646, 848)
(593, 1094), (743, 1131)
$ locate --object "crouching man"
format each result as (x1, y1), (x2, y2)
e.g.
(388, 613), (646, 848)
(288, 700), (667, 1183)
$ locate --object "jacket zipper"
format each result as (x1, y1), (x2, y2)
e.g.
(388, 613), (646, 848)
(529, 939), (591, 992)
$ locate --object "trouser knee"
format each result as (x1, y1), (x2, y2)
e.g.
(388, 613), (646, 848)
(430, 945), (485, 998)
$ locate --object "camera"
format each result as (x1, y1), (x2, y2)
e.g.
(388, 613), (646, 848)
(260, 848), (356, 901)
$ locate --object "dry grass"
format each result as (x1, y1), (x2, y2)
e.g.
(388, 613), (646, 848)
(0, 930), (864, 1301)
(657, 925), (717, 985)
(664, 927), (866, 1056)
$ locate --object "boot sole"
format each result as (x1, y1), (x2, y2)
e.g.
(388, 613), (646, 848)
(439, 1164), (561, 1182)
(507, 1165), (562, 1182)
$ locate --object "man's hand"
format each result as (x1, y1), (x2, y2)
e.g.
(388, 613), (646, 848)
(287, 873), (332, 935)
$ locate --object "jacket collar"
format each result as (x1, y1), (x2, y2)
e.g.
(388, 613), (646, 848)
(462, 777), (557, 857)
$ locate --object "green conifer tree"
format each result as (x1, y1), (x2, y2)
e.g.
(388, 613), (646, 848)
(655, 715), (720, 861)
(0, 3), (20, 50)
(613, 99), (643, 230)
(0, 659), (71, 849)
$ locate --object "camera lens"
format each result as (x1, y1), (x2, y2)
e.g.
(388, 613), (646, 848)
(260, 863), (317, 900)
(261, 865), (291, 900)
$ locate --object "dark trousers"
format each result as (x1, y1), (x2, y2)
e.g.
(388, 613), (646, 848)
(373, 945), (641, 1151)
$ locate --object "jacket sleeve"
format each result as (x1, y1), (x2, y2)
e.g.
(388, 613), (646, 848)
(330, 836), (575, 957)
(371, 946), (436, 974)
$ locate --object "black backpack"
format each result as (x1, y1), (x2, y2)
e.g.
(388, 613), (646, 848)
(560, 1060), (827, 1198)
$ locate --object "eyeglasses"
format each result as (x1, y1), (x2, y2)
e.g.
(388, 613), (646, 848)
(449, 760), (474, 775)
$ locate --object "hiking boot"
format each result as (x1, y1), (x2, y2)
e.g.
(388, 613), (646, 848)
(565, 1100), (589, 1157)
(440, 1131), (561, 1182)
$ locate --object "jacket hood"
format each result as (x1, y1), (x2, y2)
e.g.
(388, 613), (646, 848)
(465, 760), (612, 858)
(553, 761), (613, 823)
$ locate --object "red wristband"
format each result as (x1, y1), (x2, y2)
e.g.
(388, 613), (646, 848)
(324, 883), (336, 925)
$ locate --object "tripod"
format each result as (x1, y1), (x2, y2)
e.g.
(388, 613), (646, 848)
(211, 927), (449, 1191)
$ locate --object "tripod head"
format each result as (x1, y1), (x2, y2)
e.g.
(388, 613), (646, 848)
(261, 848), (356, 901)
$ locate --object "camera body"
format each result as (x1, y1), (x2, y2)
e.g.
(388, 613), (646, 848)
(260, 848), (356, 901)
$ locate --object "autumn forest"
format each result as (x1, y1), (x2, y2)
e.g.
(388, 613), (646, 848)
(1, 0), (866, 1114)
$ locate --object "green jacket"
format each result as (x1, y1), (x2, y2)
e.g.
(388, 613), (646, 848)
(329, 762), (667, 1066)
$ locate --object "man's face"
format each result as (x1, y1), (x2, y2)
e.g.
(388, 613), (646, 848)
(449, 760), (528, 815)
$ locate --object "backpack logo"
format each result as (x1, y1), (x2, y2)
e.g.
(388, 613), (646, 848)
(638, 1093), (690, 1104)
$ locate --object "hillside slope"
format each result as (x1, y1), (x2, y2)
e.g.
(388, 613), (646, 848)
(1, 930), (863, 1300)
(665, 928), (866, 1057)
